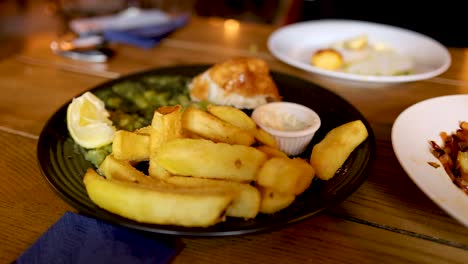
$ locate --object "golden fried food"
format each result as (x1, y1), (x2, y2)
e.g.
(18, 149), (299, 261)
(189, 57), (281, 109)
(150, 105), (185, 149)
(310, 120), (368, 180)
(258, 187), (296, 214)
(155, 138), (267, 182)
(134, 125), (152, 135)
(311, 48), (344, 70)
(252, 127), (277, 148)
(99, 155), (161, 186)
(165, 176), (260, 219)
(256, 145), (288, 159)
(256, 157), (315, 195)
(207, 104), (256, 131)
(79, 96), (326, 227)
(181, 106), (255, 146)
(83, 169), (234, 227)
(112, 130), (150, 162)
(149, 105), (185, 179)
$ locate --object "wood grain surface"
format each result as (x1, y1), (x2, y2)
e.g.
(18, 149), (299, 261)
(1, 15), (468, 263)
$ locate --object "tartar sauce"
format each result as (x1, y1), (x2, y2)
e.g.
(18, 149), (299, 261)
(259, 110), (311, 131)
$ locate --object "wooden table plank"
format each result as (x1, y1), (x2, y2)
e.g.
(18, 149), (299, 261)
(0, 58), (106, 135)
(1, 46), (468, 245)
(0, 131), (74, 263)
(332, 140), (468, 245)
(109, 42), (468, 137)
(1, 127), (467, 263)
(2, 15), (468, 263)
(13, 15), (468, 85)
(1, 129), (466, 263)
(7, 44), (468, 142)
(176, 214), (467, 264)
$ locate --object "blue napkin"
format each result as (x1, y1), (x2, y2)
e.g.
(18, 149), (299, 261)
(16, 212), (183, 264)
(103, 14), (190, 49)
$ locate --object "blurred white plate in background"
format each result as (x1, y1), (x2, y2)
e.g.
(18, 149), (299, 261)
(268, 19), (451, 83)
(392, 95), (468, 227)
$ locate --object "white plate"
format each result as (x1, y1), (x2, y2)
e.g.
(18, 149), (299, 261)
(268, 19), (451, 83)
(392, 95), (468, 227)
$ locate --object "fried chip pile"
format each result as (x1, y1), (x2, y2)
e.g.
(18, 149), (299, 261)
(83, 104), (316, 227)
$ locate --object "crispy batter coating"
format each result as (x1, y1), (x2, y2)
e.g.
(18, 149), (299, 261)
(189, 57), (281, 108)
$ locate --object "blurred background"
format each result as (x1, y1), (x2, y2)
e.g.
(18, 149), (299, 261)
(0, 0), (465, 59)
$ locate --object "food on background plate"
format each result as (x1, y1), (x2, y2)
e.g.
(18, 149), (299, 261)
(310, 120), (368, 180)
(429, 121), (468, 194)
(311, 34), (414, 76)
(310, 48), (344, 70)
(188, 57), (281, 109)
(342, 34), (368, 50)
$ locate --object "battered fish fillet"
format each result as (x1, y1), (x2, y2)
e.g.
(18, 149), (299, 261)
(189, 57), (281, 109)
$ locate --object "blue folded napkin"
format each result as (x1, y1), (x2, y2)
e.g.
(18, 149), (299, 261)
(103, 14), (190, 49)
(16, 212), (183, 264)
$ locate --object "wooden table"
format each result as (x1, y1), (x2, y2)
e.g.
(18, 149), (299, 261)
(1, 16), (468, 263)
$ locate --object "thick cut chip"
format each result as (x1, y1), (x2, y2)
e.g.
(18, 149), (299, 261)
(258, 187), (296, 214)
(149, 105), (184, 179)
(256, 145), (288, 159)
(83, 169), (233, 227)
(310, 120), (368, 180)
(155, 138), (267, 182)
(182, 107), (255, 146)
(112, 130), (150, 162)
(252, 128), (277, 148)
(134, 126), (152, 135)
(150, 105), (185, 149)
(256, 157), (315, 195)
(165, 176), (260, 219)
(207, 104), (256, 131)
(99, 155), (161, 186)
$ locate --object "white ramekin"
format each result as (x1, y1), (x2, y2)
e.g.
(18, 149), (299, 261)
(251, 102), (321, 156)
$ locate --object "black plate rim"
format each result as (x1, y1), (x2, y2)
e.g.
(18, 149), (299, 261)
(37, 64), (376, 237)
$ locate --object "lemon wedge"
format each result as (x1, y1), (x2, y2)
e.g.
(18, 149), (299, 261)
(67, 91), (116, 149)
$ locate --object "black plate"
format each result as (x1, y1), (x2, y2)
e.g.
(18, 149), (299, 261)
(37, 65), (376, 236)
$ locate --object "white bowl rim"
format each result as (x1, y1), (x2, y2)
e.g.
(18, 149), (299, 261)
(267, 19), (452, 84)
(252, 102), (321, 138)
